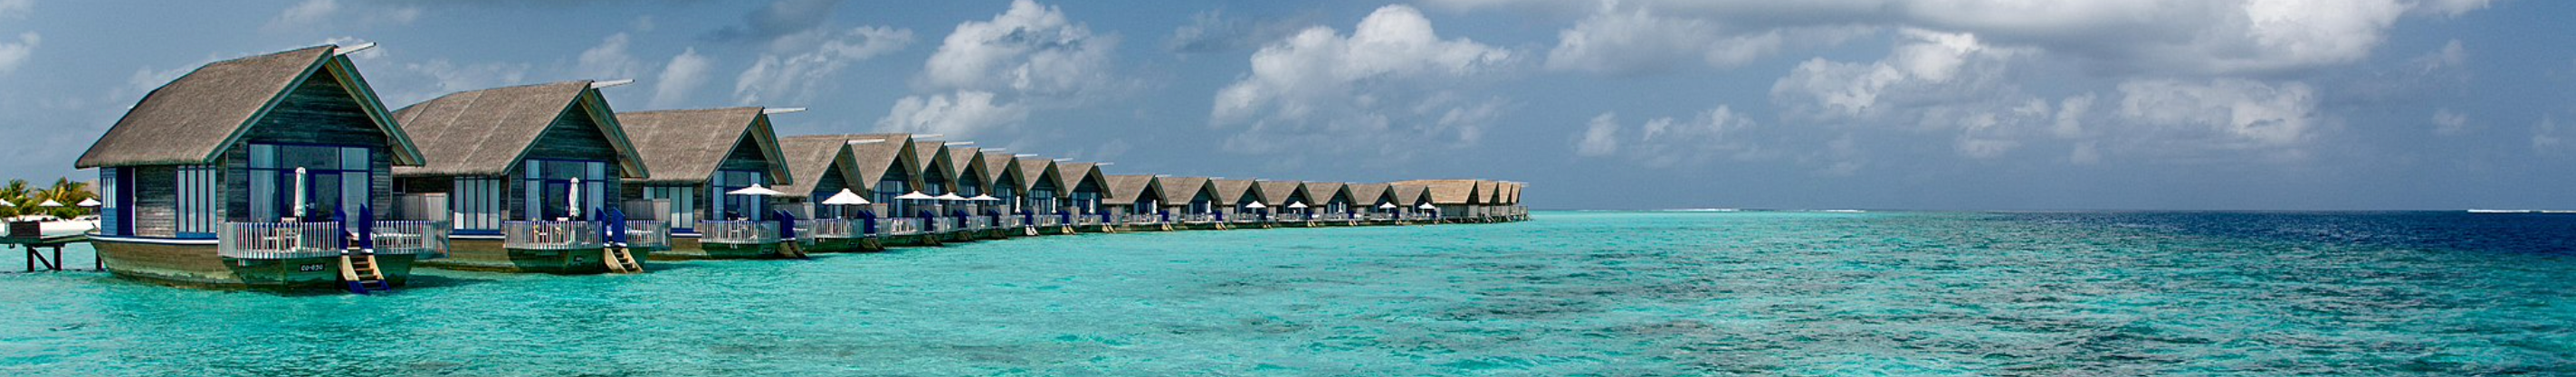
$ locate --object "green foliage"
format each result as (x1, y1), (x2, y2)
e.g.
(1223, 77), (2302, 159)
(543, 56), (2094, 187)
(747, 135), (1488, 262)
(0, 177), (97, 221)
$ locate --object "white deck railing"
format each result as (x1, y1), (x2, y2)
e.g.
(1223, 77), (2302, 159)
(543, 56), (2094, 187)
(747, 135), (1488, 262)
(998, 215), (1023, 228)
(884, 218), (925, 235)
(503, 221), (602, 250)
(967, 216), (994, 230)
(806, 219), (858, 239)
(217, 221), (344, 259)
(939, 217), (964, 232)
(698, 221), (778, 244)
(625, 221), (670, 249)
(372, 221), (450, 259)
(1034, 215), (1062, 226)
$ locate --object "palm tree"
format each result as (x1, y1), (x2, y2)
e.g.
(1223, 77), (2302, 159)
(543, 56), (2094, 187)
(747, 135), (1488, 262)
(36, 178), (93, 220)
(0, 179), (27, 219)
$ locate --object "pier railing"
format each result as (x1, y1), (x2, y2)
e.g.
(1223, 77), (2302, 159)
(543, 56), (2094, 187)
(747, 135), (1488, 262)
(999, 215), (1023, 228)
(698, 221), (778, 244)
(966, 216), (994, 230)
(625, 221), (670, 249)
(938, 217), (963, 232)
(806, 219), (858, 239)
(372, 221), (450, 259)
(1033, 215), (1061, 226)
(502, 221), (602, 250)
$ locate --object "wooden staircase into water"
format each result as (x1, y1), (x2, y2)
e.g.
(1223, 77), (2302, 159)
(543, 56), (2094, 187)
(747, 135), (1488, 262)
(604, 246), (643, 274)
(340, 252), (390, 294)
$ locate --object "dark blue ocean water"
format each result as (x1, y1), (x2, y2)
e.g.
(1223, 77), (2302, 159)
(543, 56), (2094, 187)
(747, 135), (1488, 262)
(1, 212), (2570, 376)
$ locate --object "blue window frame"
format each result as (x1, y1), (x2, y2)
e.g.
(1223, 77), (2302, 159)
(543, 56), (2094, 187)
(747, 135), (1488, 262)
(246, 144), (370, 221)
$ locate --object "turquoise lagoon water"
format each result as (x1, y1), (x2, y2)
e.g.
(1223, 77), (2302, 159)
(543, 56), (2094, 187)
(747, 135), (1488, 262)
(1, 212), (2571, 376)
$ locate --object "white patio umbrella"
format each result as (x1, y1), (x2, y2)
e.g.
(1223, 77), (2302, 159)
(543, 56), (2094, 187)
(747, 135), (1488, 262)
(0, 199), (14, 207)
(821, 188), (872, 205)
(933, 193), (968, 201)
(894, 192), (937, 200)
(1244, 202), (1268, 209)
(967, 194), (999, 202)
(1287, 202), (1308, 209)
(1417, 203), (1436, 210)
(727, 184), (786, 196)
(37, 199), (62, 207)
(1378, 203), (1398, 209)
(77, 198), (100, 207)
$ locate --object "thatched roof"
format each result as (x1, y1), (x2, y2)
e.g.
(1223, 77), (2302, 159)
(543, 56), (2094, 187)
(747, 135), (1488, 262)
(1481, 181), (1502, 203)
(1305, 182), (1351, 204)
(1053, 162), (1110, 199)
(978, 152), (1022, 195)
(1393, 179), (1481, 204)
(771, 135), (863, 199)
(615, 108), (790, 184)
(945, 146), (984, 188)
(1348, 183), (1392, 206)
(389, 80), (646, 178)
(1102, 174), (1159, 205)
(1210, 179), (1259, 206)
(910, 140), (952, 190)
(837, 134), (913, 190)
(1255, 180), (1307, 206)
(1391, 184), (1432, 205)
(1156, 176), (1211, 204)
(1014, 158), (1059, 193)
(1504, 183), (1522, 204)
(79, 44), (425, 168)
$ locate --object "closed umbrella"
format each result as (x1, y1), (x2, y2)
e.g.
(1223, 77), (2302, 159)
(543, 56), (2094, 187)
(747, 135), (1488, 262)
(568, 177), (582, 220)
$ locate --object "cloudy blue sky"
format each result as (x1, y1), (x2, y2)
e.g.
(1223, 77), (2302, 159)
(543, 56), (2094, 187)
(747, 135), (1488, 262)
(0, 0), (2567, 210)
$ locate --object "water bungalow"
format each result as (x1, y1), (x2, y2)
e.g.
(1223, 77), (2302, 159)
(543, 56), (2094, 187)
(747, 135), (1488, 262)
(942, 146), (1008, 240)
(1302, 182), (1356, 224)
(1014, 157), (1073, 234)
(841, 134), (940, 247)
(1255, 180), (1314, 226)
(1389, 184), (1435, 223)
(614, 107), (795, 259)
(1101, 174), (1166, 231)
(1345, 183), (1395, 222)
(975, 151), (1030, 236)
(1053, 162), (1113, 232)
(1155, 176), (1223, 230)
(905, 140), (976, 242)
(1210, 179), (1266, 228)
(78, 44), (447, 291)
(388, 80), (651, 274)
(772, 135), (881, 253)
(1393, 179), (1481, 222)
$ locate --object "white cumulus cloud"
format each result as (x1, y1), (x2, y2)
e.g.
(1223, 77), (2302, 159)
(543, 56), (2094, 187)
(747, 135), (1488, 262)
(2113, 79), (2319, 150)
(1575, 113), (1621, 156)
(732, 25), (911, 105)
(0, 32), (36, 75)
(651, 48), (712, 108)
(2432, 108), (2470, 136)
(921, 0), (1118, 96)
(876, 90), (1030, 139)
(1211, 5), (1515, 156)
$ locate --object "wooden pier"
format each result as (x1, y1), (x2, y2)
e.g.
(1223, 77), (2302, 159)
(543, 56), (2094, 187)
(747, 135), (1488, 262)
(5, 233), (95, 272)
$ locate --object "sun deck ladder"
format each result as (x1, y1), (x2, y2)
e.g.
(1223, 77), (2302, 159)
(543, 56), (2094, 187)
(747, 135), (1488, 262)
(603, 244), (644, 274)
(340, 249), (390, 295)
